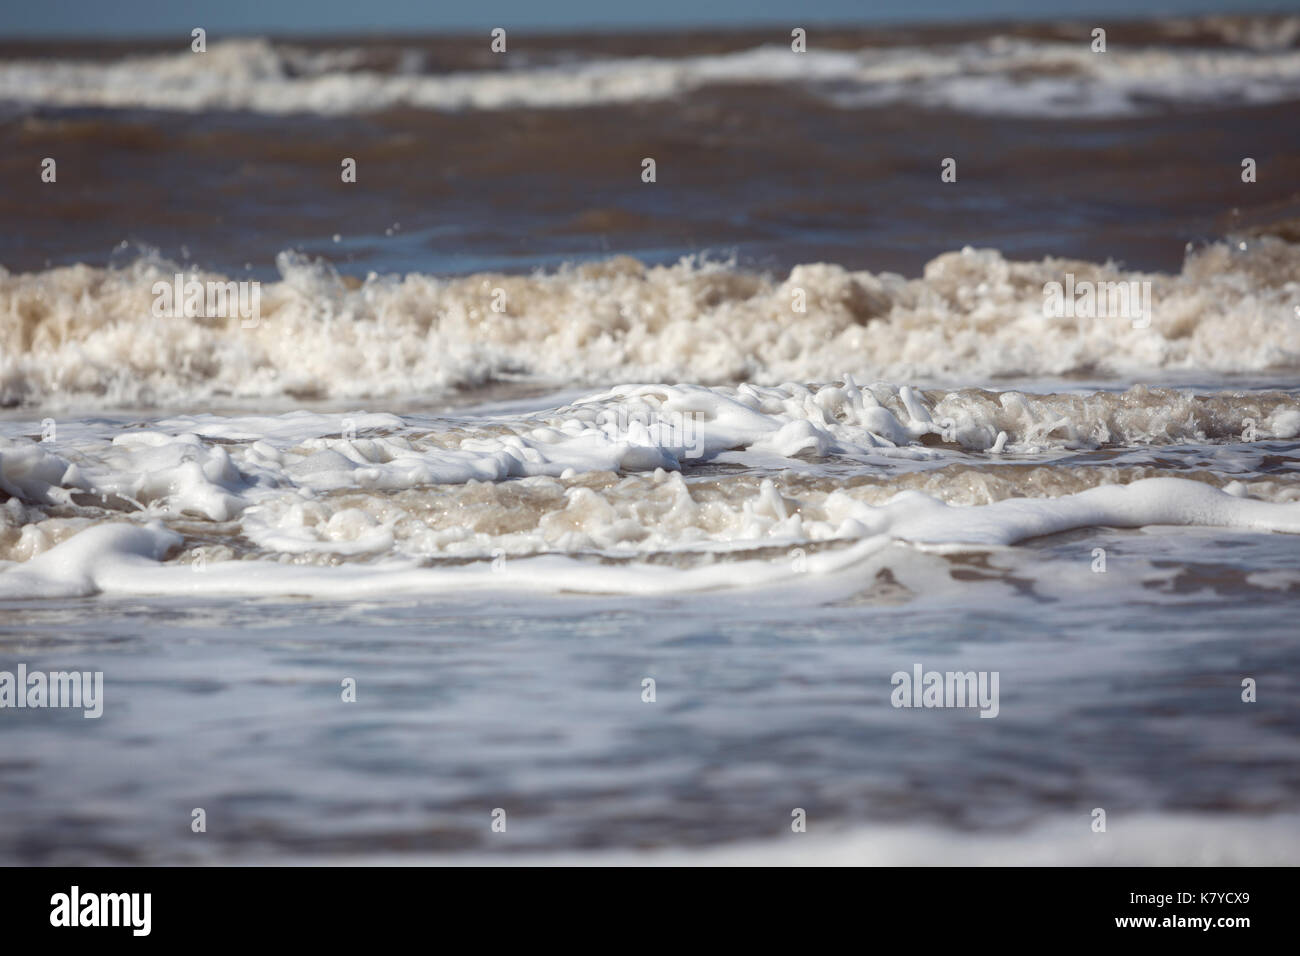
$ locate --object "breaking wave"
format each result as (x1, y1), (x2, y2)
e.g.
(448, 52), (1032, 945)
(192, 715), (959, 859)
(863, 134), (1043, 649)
(2, 238), (1298, 409)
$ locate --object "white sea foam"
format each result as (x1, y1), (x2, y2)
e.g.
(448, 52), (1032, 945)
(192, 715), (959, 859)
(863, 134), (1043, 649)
(1, 376), (1297, 596)
(3, 239), (1299, 410)
(1, 471), (1294, 599)
(2, 36), (1300, 117)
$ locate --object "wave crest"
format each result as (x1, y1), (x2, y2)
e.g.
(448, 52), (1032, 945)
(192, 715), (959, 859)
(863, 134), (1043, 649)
(3, 239), (1298, 408)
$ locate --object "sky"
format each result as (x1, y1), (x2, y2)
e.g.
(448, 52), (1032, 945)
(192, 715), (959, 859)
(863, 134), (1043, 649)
(1, 0), (1296, 37)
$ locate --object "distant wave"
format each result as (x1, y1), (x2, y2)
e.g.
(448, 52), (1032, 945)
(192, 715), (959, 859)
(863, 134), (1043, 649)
(3, 32), (1300, 117)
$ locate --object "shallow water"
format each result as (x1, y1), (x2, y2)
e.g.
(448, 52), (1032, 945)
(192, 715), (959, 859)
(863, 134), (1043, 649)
(3, 521), (1298, 864)
(2, 381), (1298, 862)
